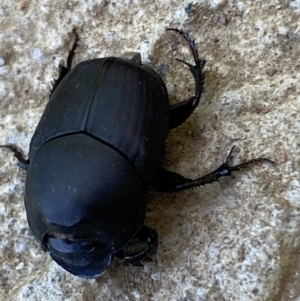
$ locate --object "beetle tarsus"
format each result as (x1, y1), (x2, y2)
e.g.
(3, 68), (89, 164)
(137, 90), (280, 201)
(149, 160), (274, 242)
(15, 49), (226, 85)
(167, 28), (199, 62)
(220, 145), (274, 173)
(153, 145), (274, 192)
(167, 28), (206, 129)
(67, 29), (79, 70)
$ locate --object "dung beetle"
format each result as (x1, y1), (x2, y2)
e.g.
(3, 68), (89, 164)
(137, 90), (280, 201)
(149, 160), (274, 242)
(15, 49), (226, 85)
(1, 29), (272, 278)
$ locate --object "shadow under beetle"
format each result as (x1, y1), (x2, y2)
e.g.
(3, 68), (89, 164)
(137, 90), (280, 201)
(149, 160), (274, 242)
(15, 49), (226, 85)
(1, 29), (272, 278)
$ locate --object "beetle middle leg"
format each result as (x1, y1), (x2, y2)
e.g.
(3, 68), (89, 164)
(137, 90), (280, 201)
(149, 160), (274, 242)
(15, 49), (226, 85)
(167, 28), (206, 130)
(153, 146), (273, 192)
(50, 29), (79, 95)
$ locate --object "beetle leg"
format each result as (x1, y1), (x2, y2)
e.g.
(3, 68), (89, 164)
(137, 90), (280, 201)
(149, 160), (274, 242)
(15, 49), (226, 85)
(115, 225), (158, 263)
(167, 28), (206, 129)
(0, 144), (29, 170)
(130, 53), (142, 65)
(50, 30), (79, 96)
(153, 145), (274, 192)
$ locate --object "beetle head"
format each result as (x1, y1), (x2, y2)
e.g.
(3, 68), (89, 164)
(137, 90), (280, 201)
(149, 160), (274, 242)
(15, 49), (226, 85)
(44, 235), (112, 278)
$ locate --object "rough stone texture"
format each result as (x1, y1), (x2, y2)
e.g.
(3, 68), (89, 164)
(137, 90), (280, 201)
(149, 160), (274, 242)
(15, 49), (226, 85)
(0, 0), (299, 300)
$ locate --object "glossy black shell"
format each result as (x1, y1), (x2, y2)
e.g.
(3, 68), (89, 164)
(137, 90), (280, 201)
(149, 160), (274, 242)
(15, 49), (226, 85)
(25, 57), (169, 251)
(30, 58), (169, 177)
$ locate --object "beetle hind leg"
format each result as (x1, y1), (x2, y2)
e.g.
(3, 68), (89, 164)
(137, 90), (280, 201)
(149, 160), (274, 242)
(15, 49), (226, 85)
(50, 30), (79, 95)
(167, 28), (206, 130)
(115, 226), (158, 263)
(153, 146), (273, 192)
(0, 144), (29, 170)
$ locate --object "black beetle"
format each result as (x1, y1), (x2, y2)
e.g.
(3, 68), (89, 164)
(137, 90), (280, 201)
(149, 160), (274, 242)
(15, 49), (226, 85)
(1, 29), (272, 278)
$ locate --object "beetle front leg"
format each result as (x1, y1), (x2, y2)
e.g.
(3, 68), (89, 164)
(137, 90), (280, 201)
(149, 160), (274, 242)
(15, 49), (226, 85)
(153, 146), (273, 192)
(50, 30), (79, 95)
(167, 28), (206, 130)
(115, 226), (158, 263)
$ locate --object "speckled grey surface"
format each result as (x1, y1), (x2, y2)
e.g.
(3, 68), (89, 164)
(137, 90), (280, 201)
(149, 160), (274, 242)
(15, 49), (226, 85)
(1, 1), (300, 300)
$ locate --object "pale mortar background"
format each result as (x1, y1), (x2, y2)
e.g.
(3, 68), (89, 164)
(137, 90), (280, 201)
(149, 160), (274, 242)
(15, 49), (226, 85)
(0, 0), (300, 300)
